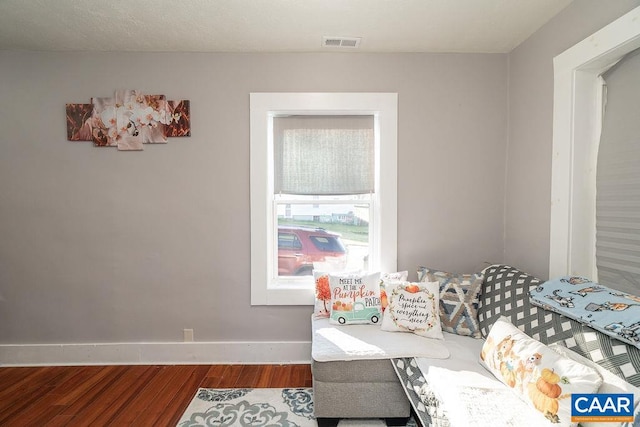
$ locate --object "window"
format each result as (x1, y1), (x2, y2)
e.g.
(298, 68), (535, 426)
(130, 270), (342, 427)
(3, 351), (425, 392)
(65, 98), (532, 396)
(550, 6), (640, 280)
(250, 93), (398, 305)
(594, 49), (640, 294)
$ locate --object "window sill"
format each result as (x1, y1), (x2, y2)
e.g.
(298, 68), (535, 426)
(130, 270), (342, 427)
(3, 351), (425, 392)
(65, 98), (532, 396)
(252, 283), (315, 306)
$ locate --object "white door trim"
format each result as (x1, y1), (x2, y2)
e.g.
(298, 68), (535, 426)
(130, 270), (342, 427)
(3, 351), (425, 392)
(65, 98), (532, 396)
(550, 6), (640, 279)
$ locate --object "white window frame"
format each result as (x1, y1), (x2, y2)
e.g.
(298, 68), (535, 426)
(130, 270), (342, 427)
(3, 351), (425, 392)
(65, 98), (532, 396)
(550, 6), (640, 279)
(250, 92), (398, 305)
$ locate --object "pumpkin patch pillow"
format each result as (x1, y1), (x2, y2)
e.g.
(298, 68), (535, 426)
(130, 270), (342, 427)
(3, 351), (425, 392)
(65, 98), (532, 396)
(480, 317), (602, 426)
(380, 281), (444, 339)
(328, 272), (381, 325)
(313, 266), (360, 320)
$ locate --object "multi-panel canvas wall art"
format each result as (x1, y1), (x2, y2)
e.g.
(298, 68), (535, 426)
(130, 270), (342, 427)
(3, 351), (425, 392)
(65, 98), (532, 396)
(66, 89), (191, 151)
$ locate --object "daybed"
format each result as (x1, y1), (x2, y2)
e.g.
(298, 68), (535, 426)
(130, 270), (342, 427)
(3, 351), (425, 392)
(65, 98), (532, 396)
(311, 264), (640, 426)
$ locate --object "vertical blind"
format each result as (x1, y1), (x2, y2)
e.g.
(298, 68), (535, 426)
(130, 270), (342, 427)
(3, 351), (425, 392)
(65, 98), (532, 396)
(595, 48), (640, 294)
(273, 115), (374, 195)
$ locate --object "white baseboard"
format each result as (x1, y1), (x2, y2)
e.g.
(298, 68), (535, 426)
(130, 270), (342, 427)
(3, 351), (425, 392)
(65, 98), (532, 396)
(0, 341), (312, 366)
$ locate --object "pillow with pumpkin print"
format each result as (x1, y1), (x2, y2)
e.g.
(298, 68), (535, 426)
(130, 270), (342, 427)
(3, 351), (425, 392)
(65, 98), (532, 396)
(480, 317), (602, 426)
(313, 266), (360, 320)
(550, 343), (640, 427)
(328, 272), (382, 325)
(379, 271), (409, 314)
(380, 281), (444, 339)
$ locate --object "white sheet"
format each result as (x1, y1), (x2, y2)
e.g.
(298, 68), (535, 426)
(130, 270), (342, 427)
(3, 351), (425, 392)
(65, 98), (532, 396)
(415, 331), (492, 379)
(415, 333), (549, 426)
(425, 366), (550, 427)
(312, 317), (450, 362)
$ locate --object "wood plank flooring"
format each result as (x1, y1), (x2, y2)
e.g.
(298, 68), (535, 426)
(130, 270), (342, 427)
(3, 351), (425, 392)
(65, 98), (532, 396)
(0, 364), (313, 426)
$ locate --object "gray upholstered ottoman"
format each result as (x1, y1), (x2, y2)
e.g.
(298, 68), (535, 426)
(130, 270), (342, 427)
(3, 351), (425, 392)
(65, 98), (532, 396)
(312, 357), (411, 426)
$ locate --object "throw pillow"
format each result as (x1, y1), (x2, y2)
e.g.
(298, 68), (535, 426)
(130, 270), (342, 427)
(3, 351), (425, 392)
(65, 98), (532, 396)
(550, 343), (640, 427)
(313, 264), (359, 320)
(477, 264), (543, 338)
(480, 317), (602, 426)
(380, 271), (409, 313)
(380, 281), (444, 339)
(418, 267), (483, 338)
(313, 271), (332, 319)
(328, 272), (381, 325)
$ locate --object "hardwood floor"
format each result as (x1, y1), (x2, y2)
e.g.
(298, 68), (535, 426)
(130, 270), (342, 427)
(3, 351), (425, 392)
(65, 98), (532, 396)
(0, 364), (313, 426)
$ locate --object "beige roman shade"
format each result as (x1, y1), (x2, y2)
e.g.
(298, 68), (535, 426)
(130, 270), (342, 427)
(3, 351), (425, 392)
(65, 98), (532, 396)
(273, 115), (374, 195)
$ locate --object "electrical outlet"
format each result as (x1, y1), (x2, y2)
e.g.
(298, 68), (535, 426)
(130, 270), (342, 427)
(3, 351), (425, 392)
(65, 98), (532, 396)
(183, 328), (194, 342)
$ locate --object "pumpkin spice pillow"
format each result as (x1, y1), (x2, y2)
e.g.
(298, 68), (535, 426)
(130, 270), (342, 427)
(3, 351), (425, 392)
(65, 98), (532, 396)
(480, 317), (602, 426)
(380, 281), (444, 339)
(379, 271), (409, 314)
(328, 272), (382, 325)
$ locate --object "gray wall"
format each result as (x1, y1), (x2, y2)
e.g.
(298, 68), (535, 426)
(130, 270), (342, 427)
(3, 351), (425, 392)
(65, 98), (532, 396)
(0, 52), (507, 344)
(505, 0), (640, 280)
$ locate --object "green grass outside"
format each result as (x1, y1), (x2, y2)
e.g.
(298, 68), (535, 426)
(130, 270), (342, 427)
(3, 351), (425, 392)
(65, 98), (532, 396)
(278, 219), (368, 243)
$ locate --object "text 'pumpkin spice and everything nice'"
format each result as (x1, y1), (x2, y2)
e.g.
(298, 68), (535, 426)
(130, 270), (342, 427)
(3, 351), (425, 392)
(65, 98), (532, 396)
(381, 281), (444, 339)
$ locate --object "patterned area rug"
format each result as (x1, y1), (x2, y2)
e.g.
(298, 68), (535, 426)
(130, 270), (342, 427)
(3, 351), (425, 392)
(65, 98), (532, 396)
(177, 387), (417, 427)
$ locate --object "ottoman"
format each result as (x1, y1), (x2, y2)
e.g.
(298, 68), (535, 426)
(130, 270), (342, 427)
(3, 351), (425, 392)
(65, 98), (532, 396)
(312, 357), (410, 426)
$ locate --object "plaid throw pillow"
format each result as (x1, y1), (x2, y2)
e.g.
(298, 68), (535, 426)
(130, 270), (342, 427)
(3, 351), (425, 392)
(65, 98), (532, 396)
(477, 264), (542, 338)
(418, 267), (483, 338)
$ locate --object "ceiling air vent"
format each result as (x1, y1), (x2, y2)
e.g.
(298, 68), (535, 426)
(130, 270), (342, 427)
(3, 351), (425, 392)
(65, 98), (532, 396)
(322, 36), (361, 49)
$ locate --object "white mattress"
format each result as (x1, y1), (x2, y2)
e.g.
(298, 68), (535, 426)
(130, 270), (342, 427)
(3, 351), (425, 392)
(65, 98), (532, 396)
(312, 317), (451, 362)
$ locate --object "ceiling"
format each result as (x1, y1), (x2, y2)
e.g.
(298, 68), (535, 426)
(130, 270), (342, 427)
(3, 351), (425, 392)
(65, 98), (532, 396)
(0, 0), (573, 53)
